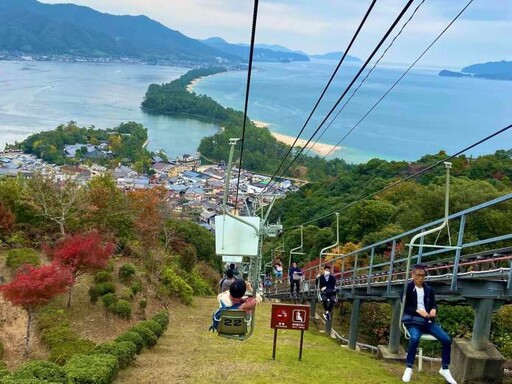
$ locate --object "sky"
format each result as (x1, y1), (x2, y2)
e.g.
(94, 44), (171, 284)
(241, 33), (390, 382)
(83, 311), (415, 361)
(39, 0), (512, 68)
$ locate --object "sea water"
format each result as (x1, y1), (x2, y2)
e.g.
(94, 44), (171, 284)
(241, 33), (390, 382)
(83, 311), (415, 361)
(0, 59), (511, 163)
(193, 60), (512, 163)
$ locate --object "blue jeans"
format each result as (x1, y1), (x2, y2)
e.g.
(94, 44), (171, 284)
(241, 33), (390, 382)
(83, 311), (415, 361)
(405, 322), (452, 369)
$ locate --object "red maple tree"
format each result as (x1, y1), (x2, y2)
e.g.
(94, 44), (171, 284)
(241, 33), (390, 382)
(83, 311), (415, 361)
(46, 231), (115, 306)
(0, 263), (73, 356)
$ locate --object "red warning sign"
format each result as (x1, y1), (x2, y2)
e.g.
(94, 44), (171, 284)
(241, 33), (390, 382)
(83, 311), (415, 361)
(271, 304), (310, 330)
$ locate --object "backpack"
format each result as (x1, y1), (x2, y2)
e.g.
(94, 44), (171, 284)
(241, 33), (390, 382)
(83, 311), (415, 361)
(209, 300), (242, 332)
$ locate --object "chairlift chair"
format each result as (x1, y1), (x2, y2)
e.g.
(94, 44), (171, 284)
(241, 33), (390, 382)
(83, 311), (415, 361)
(400, 163), (454, 343)
(217, 309), (255, 341)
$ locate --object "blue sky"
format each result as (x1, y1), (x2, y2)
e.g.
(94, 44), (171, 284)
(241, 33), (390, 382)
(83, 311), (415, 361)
(40, 0), (511, 67)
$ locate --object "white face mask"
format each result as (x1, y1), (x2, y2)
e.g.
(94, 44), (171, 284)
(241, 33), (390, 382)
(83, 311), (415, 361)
(324, 271), (330, 277)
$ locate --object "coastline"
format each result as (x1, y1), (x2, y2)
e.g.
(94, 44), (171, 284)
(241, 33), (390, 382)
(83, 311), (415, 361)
(186, 78), (342, 157)
(186, 77), (205, 93)
(252, 120), (342, 157)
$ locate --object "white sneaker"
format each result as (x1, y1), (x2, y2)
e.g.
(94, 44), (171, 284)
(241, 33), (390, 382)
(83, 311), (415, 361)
(402, 367), (413, 382)
(439, 368), (457, 384)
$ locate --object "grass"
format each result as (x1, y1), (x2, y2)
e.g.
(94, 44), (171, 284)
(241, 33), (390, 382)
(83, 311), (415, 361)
(116, 297), (450, 384)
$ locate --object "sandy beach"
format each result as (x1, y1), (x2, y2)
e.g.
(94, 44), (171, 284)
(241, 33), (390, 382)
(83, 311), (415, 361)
(186, 80), (342, 157)
(186, 77), (205, 93)
(253, 120), (341, 157)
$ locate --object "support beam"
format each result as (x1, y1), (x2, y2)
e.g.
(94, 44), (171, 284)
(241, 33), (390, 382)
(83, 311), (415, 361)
(388, 298), (402, 354)
(469, 298), (496, 351)
(348, 299), (361, 350)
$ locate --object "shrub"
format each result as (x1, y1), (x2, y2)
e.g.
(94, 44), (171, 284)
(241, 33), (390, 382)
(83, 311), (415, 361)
(130, 282), (142, 296)
(11, 360), (67, 383)
(0, 340), (3, 359)
(186, 271), (215, 296)
(0, 362), (8, 378)
(94, 271), (113, 284)
(90, 342), (136, 369)
(5, 248), (40, 271)
(160, 267), (193, 304)
(152, 311), (170, 331)
(138, 299), (147, 310)
(40, 326), (77, 349)
(115, 332), (144, 354)
(49, 339), (95, 366)
(37, 306), (70, 333)
(102, 293), (117, 309)
(109, 300), (132, 319)
(129, 324), (157, 348)
(139, 320), (163, 338)
(0, 378), (60, 384)
(118, 264), (136, 283)
(96, 282), (116, 296)
(118, 288), (134, 302)
(64, 354), (119, 384)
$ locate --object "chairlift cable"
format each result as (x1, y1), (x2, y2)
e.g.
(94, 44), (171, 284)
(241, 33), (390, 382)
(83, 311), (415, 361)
(264, 0), (414, 192)
(262, 0), (378, 191)
(286, 122), (512, 230)
(234, 0), (259, 209)
(321, 0), (475, 159)
(304, 0), (426, 157)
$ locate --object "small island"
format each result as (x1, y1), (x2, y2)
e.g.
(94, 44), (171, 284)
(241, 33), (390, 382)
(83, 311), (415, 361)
(439, 60), (512, 81)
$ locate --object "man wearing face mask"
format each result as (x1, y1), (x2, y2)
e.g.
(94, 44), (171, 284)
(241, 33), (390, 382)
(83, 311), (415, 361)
(317, 265), (337, 321)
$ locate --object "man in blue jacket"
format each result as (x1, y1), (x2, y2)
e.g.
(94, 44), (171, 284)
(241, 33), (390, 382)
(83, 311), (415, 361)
(401, 264), (456, 384)
(317, 265), (337, 321)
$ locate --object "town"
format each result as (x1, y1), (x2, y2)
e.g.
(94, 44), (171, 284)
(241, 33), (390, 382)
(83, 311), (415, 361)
(0, 148), (302, 230)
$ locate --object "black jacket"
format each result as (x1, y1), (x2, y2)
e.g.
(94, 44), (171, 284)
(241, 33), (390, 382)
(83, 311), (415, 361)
(318, 274), (336, 294)
(404, 281), (437, 316)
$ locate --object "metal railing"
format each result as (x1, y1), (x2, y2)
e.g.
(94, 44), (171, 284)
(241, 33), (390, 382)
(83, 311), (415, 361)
(272, 192), (512, 298)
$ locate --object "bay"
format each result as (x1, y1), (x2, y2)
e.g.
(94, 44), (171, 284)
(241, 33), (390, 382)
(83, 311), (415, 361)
(0, 61), (219, 158)
(193, 60), (512, 163)
(1, 59), (511, 164)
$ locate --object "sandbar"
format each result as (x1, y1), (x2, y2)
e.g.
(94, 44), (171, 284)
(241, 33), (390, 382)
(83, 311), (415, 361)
(186, 82), (342, 157)
(253, 120), (342, 157)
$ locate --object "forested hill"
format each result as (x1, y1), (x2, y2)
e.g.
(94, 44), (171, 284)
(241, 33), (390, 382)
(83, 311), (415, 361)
(0, 0), (234, 64)
(141, 67), (349, 177)
(268, 150), (512, 262)
(439, 60), (512, 81)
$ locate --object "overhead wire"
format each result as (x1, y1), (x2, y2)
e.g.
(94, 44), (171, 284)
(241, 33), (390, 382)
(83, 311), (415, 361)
(263, 0), (378, 190)
(286, 122), (512, 230)
(304, 0), (426, 157)
(263, 0), (415, 193)
(321, 0), (475, 159)
(234, 0), (259, 209)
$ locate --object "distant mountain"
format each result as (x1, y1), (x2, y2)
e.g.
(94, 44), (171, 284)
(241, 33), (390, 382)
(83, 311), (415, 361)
(438, 61), (512, 81)
(202, 37), (309, 63)
(0, 0), (235, 65)
(462, 61), (512, 81)
(309, 51), (360, 62)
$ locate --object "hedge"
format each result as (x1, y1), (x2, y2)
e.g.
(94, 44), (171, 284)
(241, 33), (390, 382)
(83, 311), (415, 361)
(139, 320), (163, 338)
(11, 361), (67, 383)
(114, 332), (144, 354)
(152, 311), (170, 331)
(129, 324), (157, 348)
(64, 354), (119, 384)
(90, 342), (136, 369)
(109, 300), (132, 319)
